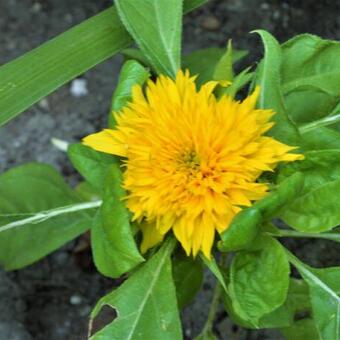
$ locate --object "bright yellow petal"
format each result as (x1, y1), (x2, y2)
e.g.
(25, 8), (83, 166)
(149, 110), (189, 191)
(83, 129), (127, 157)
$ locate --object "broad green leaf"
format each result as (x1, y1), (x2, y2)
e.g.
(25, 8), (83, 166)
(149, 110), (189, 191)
(91, 212), (127, 278)
(219, 172), (304, 252)
(109, 60), (149, 128)
(68, 144), (117, 192)
(280, 179), (340, 232)
(115, 0), (182, 77)
(302, 126), (340, 150)
(280, 34), (340, 129)
(90, 238), (182, 340)
(172, 254), (203, 308)
(224, 278), (309, 330)
(182, 48), (247, 87)
(279, 154), (340, 232)
(278, 150), (340, 194)
(0, 163), (95, 270)
(253, 30), (300, 145)
(100, 164), (144, 278)
(218, 208), (261, 252)
(76, 182), (101, 201)
(229, 236), (290, 326)
(287, 251), (340, 339)
(0, 0), (206, 126)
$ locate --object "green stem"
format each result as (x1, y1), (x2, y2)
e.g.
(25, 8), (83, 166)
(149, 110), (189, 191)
(201, 281), (222, 335)
(299, 112), (340, 134)
(272, 229), (340, 242)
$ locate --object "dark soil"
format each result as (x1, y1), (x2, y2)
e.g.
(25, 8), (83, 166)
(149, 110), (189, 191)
(0, 0), (340, 339)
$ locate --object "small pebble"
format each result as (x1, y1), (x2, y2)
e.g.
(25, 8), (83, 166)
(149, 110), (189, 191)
(70, 294), (82, 305)
(31, 2), (42, 13)
(70, 78), (88, 97)
(38, 98), (49, 110)
(260, 3), (270, 10)
(201, 16), (221, 31)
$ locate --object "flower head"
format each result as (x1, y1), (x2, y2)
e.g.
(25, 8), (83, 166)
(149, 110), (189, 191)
(83, 70), (303, 258)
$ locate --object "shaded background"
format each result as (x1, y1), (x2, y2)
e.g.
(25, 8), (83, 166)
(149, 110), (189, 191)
(0, 0), (339, 339)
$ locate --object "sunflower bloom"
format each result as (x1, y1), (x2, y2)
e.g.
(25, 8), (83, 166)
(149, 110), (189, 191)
(83, 70), (303, 258)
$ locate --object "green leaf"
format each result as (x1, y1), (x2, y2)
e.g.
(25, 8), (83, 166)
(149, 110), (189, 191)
(279, 150), (340, 194)
(100, 164), (144, 278)
(182, 48), (247, 87)
(222, 67), (254, 98)
(0, 0), (206, 126)
(278, 153), (340, 232)
(172, 254), (203, 308)
(218, 208), (261, 252)
(280, 34), (340, 130)
(278, 280), (318, 338)
(213, 40), (233, 81)
(229, 236), (290, 326)
(115, 0), (182, 77)
(68, 144), (117, 192)
(219, 172), (304, 252)
(253, 30), (300, 145)
(302, 126), (340, 150)
(90, 238), (182, 340)
(224, 278), (310, 330)
(0, 8), (131, 127)
(280, 178), (340, 232)
(200, 255), (228, 293)
(0, 163), (95, 270)
(281, 319), (320, 340)
(109, 60), (149, 128)
(287, 251), (340, 339)
(91, 212), (127, 278)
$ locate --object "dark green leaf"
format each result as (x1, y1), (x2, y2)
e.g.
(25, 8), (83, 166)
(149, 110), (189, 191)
(229, 236), (290, 326)
(172, 254), (203, 308)
(253, 30), (300, 145)
(90, 238), (182, 340)
(0, 163), (95, 270)
(68, 144), (117, 192)
(100, 164), (144, 278)
(109, 60), (149, 127)
(116, 0), (182, 77)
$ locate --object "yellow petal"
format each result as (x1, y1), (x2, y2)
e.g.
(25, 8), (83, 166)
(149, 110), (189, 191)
(140, 221), (165, 254)
(83, 129), (127, 157)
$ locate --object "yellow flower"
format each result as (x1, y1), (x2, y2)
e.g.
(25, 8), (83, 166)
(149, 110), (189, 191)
(83, 70), (303, 259)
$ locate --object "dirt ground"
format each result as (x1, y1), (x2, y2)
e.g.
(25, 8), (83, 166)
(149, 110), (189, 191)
(0, 0), (340, 339)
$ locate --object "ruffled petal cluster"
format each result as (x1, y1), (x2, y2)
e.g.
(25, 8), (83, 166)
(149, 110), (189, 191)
(84, 70), (303, 258)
